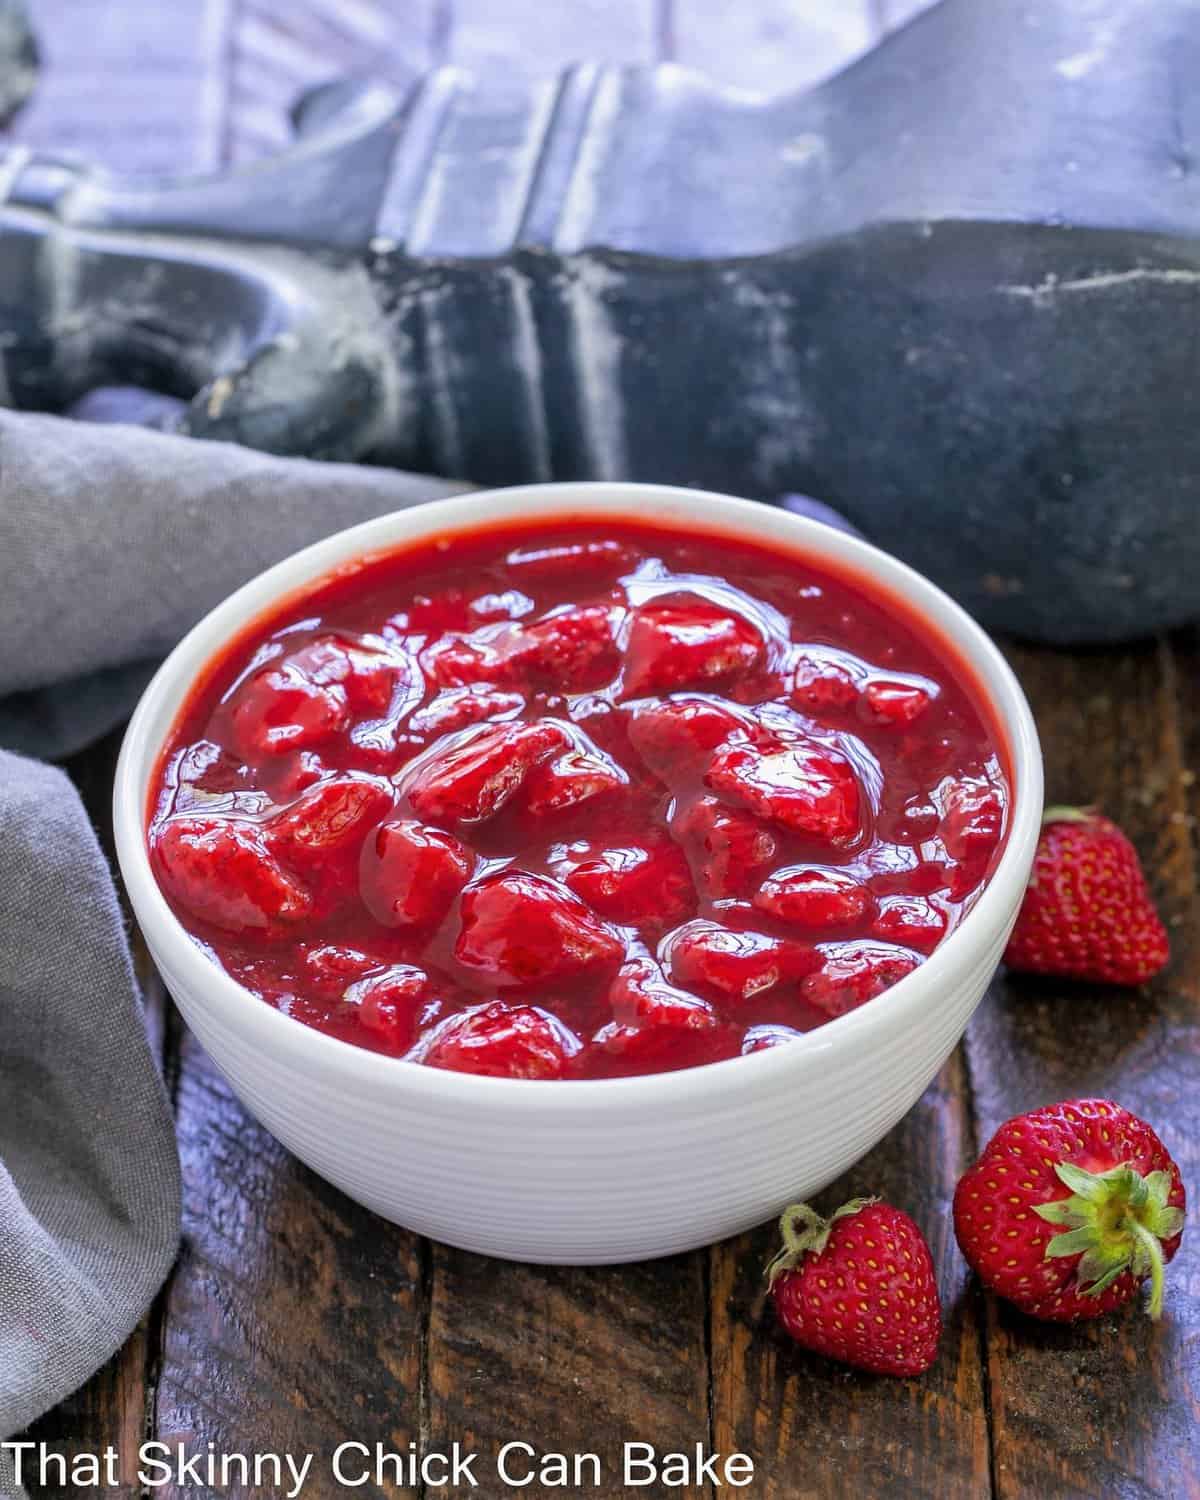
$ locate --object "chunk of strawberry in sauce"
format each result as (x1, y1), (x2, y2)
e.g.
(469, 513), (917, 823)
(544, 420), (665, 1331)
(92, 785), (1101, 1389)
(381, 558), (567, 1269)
(562, 838), (696, 929)
(871, 894), (948, 953)
(594, 957), (736, 1070)
(753, 866), (874, 929)
(288, 634), (413, 717)
(623, 594), (764, 696)
(423, 1001), (581, 1079)
(454, 872), (623, 986)
(674, 795), (777, 899)
(361, 819), (475, 930)
(940, 775), (1004, 862)
(230, 663), (349, 760)
(862, 678), (935, 726)
(516, 605), (620, 691)
(801, 941), (922, 1018)
(403, 589), (476, 633)
(666, 920), (819, 1002)
(420, 635), (510, 689)
(409, 687), (525, 739)
(705, 737), (860, 841)
(521, 746), (629, 819)
(422, 608), (620, 694)
(791, 648), (862, 713)
(297, 943), (386, 998)
(626, 696), (743, 780)
(154, 817), (313, 934)
(884, 796), (941, 845)
(600, 957), (716, 1034)
(266, 776), (393, 863)
(405, 720), (566, 826)
(269, 751), (326, 801)
(349, 964), (441, 1052)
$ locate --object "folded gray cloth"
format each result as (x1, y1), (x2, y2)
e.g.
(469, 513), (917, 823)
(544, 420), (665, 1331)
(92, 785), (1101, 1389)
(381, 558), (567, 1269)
(0, 409), (467, 1496)
(0, 410), (468, 758)
(0, 753), (180, 1484)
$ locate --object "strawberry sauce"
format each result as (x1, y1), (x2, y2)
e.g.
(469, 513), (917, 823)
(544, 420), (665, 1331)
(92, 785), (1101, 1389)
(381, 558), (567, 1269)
(148, 516), (1009, 1079)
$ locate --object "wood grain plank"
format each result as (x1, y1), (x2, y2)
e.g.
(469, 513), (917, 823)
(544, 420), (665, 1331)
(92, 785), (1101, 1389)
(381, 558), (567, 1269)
(150, 1025), (427, 1500)
(965, 639), (1200, 1500)
(425, 1246), (712, 1498)
(710, 1049), (990, 1499)
(671, 0), (879, 95)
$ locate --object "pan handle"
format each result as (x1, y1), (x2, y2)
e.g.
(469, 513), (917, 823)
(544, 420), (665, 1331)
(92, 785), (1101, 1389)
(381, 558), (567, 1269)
(0, 150), (398, 459)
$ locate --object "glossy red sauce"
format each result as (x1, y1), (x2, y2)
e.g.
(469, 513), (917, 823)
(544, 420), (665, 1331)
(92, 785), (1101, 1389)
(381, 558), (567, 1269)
(148, 516), (1010, 1079)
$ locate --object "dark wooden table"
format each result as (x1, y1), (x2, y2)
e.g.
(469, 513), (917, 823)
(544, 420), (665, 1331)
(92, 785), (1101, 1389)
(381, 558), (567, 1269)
(10, 4), (1200, 1496)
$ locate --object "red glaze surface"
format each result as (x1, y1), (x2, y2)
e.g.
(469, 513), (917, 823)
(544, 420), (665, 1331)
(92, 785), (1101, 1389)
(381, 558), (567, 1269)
(148, 516), (1010, 1079)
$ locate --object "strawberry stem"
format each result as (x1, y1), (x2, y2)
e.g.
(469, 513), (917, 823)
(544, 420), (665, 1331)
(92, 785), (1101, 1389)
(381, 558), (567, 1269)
(779, 1202), (830, 1258)
(1041, 805), (1097, 826)
(766, 1197), (879, 1290)
(1033, 1161), (1183, 1319)
(1127, 1216), (1168, 1321)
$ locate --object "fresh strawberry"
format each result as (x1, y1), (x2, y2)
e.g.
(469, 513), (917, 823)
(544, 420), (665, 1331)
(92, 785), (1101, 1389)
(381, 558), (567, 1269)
(767, 1198), (941, 1376)
(1003, 808), (1169, 985)
(954, 1098), (1185, 1321)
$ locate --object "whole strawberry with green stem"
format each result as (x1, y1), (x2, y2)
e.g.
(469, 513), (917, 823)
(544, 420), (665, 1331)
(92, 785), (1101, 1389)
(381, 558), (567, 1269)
(954, 1098), (1185, 1322)
(1003, 806), (1169, 985)
(767, 1196), (941, 1376)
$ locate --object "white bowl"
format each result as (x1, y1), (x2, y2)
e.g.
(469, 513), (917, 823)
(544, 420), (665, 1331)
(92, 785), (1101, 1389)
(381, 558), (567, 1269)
(114, 482), (1042, 1264)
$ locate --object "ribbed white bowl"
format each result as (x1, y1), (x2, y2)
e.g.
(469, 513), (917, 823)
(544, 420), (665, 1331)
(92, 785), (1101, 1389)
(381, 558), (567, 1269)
(114, 483), (1042, 1263)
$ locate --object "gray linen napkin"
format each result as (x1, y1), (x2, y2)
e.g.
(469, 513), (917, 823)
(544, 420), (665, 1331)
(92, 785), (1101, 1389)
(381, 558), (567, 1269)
(0, 409), (466, 1496)
(0, 409), (468, 758)
(0, 751), (180, 1495)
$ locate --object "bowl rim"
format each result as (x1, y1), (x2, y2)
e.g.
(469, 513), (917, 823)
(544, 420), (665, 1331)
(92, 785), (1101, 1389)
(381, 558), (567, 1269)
(114, 480), (1043, 1109)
